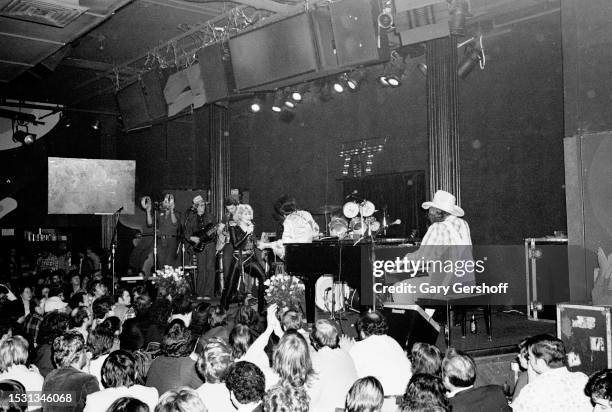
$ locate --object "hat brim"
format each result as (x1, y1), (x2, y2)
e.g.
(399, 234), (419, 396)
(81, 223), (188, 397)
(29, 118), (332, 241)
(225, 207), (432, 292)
(422, 201), (464, 217)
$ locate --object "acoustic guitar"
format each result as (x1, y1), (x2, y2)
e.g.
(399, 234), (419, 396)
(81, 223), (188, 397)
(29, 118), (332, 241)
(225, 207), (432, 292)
(191, 223), (219, 252)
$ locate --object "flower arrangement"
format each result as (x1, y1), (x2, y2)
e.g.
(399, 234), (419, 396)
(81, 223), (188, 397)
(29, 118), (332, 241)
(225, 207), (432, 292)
(264, 274), (305, 311)
(151, 266), (190, 298)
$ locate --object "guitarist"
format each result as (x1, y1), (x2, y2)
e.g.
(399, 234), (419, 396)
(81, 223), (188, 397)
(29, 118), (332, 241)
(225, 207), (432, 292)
(183, 195), (216, 299)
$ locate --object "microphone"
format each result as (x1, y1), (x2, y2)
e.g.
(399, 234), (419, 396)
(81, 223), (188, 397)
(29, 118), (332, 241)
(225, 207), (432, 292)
(114, 206), (124, 214)
(390, 219), (401, 226)
(345, 190), (359, 199)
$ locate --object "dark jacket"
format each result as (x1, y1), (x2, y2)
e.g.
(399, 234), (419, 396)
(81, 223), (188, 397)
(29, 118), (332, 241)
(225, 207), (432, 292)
(449, 384), (512, 412)
(145, 355), (204, 395)
(42, 366), (99, 412)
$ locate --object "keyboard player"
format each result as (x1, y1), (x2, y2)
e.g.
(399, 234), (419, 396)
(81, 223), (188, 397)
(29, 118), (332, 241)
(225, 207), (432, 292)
(258, 195), (319, 258)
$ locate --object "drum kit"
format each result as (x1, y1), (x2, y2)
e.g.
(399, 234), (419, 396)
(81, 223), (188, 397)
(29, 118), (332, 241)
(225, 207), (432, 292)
(312, 194), (401, 317)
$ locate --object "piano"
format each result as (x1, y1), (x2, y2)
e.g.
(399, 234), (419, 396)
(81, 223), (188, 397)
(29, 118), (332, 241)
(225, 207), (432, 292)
(284, 238), (417, 323)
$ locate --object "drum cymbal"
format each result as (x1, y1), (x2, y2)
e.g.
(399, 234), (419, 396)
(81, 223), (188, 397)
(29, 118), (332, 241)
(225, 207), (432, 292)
(314, 205), (342, 214)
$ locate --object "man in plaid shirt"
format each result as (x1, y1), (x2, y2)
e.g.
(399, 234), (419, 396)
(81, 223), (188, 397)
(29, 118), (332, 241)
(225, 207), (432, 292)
(391, 190), (475, 304)
(23, 311), (44, 348)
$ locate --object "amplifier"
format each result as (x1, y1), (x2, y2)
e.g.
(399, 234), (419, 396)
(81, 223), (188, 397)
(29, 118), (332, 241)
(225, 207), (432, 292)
(557, 303), (612, 375)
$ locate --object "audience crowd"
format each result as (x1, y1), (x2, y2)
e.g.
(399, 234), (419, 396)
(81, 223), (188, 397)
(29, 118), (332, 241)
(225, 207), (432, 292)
(0, 259), (610, 412)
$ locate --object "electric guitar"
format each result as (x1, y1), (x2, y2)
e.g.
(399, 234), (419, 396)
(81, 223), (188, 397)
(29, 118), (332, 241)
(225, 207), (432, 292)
(191, 223), (219, 253)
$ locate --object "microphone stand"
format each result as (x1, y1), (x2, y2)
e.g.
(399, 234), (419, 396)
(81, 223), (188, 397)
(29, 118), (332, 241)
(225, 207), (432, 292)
(110, 208), (121, 296)
(153, 204), (158, 272)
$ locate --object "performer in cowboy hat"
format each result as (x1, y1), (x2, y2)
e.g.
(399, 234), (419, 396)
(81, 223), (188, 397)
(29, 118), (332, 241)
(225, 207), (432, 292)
(392, 189), (476, 304)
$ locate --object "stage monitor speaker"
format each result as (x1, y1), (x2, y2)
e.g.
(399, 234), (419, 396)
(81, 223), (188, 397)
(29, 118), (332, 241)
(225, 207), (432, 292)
(383, 304), (441, 352)
(196, 42), (235, 103)
(313, 0), (389, 70)
(116, 70), (167, 130)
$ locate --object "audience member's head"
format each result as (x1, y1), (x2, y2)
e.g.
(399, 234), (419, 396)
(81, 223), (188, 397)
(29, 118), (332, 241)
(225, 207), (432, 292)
(229, 324), (254, 359)
(148, 299), (172, 327)
(87, 326), (115, 360)
(133, 294), (152, 318)
(107, 397), (149, 412)
(0, 335), (28, 372)
(585, 369), (612, 410)
(280, 310), (303, 332)
(120, 319), (145, 351)
(68, 291), (89, 310)
(527, 334), (567, 373)
(70, 273), (82, 289)
(410, 342), (442, 377)
(225, 361), (265, 408)
(154, 387), (206, 412)
(92, 295), (115, 320)
(264, 383), (309, 412)
(441, 348), (476, 391)
(101, 350), (141, 388)
(131, 349), (151, 384)
(132, 286), (148, 300)
(208, 305), (227, 329)
(171, 294), (192, 316)
(88, 279), (108, 299)
(39, 311), (70, 345)
(160, 320), (193, 358)
(517, 337), (529, 371)
(345, 376), (384, 412)
(235, 304), (259, 329)
(399, 373), (449, 412)
(273, 331), (314, 387)
(101, 316), (122, 336)
(196, 338), (234, 384)
(188, 302), (211, 337)
(356, 311), (388, 339)
(53, 331), (87, 369)
(310, 319), (339, 351)
(69, 307), (92, 329)
(0, 379), (27, 412)
(115, 288), (132, 306)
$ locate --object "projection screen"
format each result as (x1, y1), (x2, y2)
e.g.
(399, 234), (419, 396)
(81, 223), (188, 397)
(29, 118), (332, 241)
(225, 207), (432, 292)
(48, 157), (135, 215)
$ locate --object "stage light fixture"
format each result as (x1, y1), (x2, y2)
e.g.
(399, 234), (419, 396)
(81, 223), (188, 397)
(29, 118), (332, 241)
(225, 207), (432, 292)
(12, 125), (36, 146)
(332, 76), (345, 93)
(290, 85), (307, 102)
(91, 120), (101, 130)
(458, 47), (483, 79)
(378, 74), (390, 87)
(346, 70), (365, 91)
(271, 90), (283, 113)
(284, 91), (296, 109)
(417, 63), (427, 77)
(250, 97), (262, 113)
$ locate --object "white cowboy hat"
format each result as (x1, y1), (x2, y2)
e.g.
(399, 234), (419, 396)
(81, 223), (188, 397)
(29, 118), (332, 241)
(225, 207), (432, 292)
(422, 190), (464, 217)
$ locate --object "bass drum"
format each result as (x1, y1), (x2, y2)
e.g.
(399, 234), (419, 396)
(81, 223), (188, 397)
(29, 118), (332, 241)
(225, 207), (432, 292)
(315, 275), (350, 312)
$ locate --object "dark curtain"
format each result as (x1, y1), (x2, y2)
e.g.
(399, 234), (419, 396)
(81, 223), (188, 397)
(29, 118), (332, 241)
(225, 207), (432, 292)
(341, 171), (427, 239)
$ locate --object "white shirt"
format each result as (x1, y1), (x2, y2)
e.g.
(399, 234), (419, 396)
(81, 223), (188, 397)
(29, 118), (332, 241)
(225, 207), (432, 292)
(511, 367), (591, 412)
(88, 353), (109, 389)
(196, 382), (235, 412)
(349, 334), (412, 396)
(276, 211), (319, 258)
(0, 365), (44, 411)
(84, 385), (159, 412)
(310, 347), (358, 412)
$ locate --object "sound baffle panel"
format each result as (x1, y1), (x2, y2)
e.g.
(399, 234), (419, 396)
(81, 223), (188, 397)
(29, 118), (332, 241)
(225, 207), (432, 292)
(196, 42), (234, 104)
(229, 13), (318, 90)
(116, 70), (167, 130)
(314, 0), (389, 70)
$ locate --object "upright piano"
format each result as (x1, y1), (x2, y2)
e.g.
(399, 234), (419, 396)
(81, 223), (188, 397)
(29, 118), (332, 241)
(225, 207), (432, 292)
(284, 238), (417, 323)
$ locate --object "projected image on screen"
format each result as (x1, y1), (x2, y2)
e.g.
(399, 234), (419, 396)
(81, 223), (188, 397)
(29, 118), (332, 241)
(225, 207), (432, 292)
(48, 157), (136, 215)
